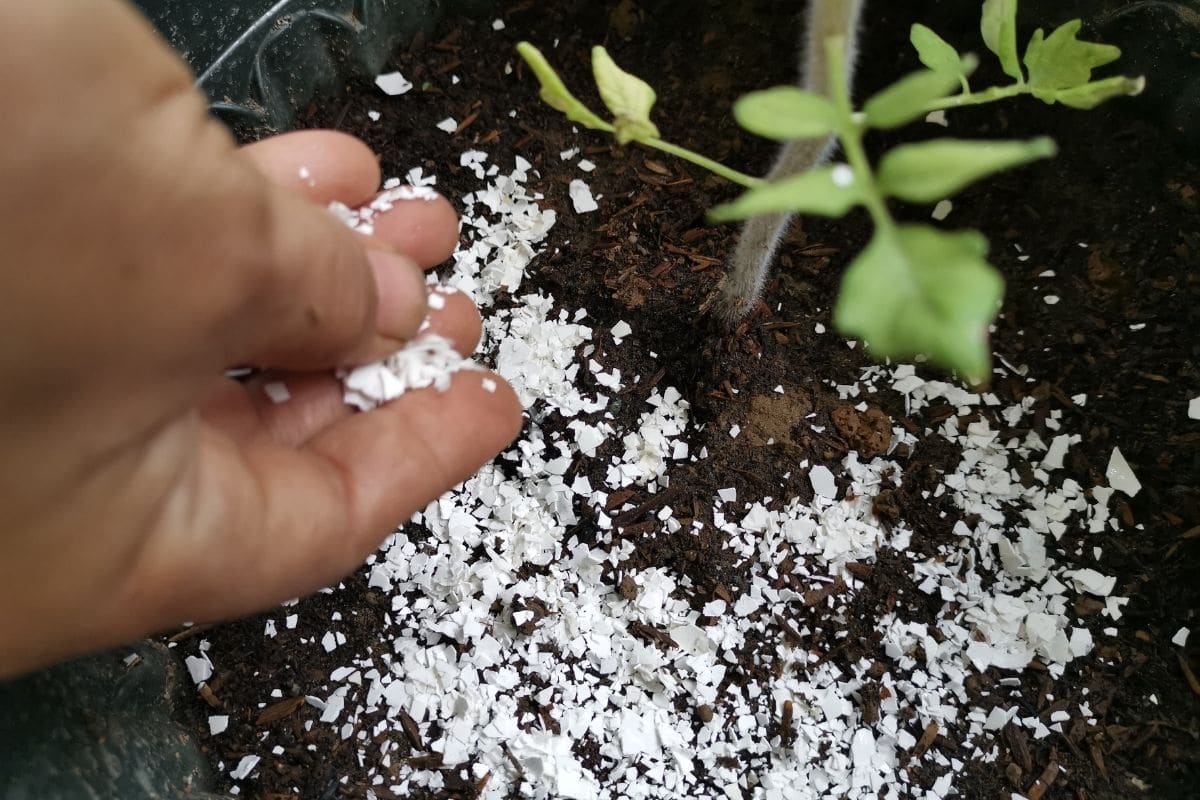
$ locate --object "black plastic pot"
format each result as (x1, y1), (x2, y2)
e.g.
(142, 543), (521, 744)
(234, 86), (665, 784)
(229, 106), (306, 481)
(0, 643), (225, 800)
(133, 0), (495, 137)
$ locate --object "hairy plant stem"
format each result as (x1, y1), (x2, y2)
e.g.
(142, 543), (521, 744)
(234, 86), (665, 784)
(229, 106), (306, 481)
(639, 138), (764, 188)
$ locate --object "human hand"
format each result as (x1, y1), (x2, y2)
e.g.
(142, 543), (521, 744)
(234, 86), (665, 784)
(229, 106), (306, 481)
(0, 1), (522, 677)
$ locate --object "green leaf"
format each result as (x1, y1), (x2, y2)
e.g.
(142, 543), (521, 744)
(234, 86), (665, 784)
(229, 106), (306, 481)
(877, 137), (1056, 203)
(910, 24), (971, 87)
(1024, 20), (1122, 97)
(591, 46), (660, 144)
(981, 0), (1023, 82)
(834, 225), (1003, 385)
(516, 42), (614, 132)
(1048, 74), (1145, 109)
(862, 68), (965, 129)
(733, 86), (838, 140)
(708, 165), (862, 222)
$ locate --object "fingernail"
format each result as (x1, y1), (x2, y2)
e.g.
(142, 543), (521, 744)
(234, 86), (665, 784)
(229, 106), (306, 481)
(367, 249), (427, 339)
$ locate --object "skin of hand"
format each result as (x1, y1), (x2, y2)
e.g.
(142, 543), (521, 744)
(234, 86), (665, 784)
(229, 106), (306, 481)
(0, 1), (523, 677)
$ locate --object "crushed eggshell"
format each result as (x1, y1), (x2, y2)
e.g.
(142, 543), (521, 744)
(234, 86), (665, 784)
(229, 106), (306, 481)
(263, 381), (290, 404)
(374, 71), (413, 96)
(809, 465), (837, 499)
(568, 179), (598, 213)
(342, 335), (480, 411)
(229, 755), (260, 781)
(926, 109), (949, 126)
(1105, 446), (1141, 497)
(1066, 568), (1117, 597)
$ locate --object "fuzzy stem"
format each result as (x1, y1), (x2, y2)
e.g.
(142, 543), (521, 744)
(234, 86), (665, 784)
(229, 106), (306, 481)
(639, 138), (765, 188)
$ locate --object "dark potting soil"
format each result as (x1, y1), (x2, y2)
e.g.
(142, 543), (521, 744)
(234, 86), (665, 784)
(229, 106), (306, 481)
(179, 1), (1199, 798)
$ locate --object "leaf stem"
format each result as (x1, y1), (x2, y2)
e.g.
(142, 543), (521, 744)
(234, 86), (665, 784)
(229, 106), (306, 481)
(639, 138), (764, 188)
(826, 36), (893, 234)
(923, 82), (1026, 111)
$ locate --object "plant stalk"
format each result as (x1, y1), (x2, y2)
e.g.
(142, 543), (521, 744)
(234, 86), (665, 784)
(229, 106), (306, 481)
(639, 138), (764, 188)
(923, 82), (1026, 112)
(825, 36), (893, 234)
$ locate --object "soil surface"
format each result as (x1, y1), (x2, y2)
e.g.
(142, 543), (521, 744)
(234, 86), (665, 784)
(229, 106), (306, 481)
(179, 1), (1199, 798)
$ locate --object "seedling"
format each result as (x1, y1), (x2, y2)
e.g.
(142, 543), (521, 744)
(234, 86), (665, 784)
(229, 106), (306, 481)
(517, 0), (1143, 384)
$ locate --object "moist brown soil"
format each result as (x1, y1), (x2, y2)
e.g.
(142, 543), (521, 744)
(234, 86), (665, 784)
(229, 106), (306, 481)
(182, 1), (1199, 798)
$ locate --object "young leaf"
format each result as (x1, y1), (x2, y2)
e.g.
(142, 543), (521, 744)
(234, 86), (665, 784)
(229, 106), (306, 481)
(708, 165), (861, 222)
(834, 225), (1003, 385)
(733, 86), (838, 141)
(981, 0), (1023, 82)
(1024, 20), (1121, 96)
(591, 46), (661, 144)
(877, 137), (1056, 203)
(910, 24), (971, 88)
(863, 68), (964, 129)
(1050, 74), (1145, 109)
(516, 42), (614, 132)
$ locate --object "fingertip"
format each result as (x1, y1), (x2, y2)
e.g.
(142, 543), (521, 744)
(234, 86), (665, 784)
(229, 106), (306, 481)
(425, 287), (483, 355)
(409, 369), (523, 487)
(464, 370), (525, 448)
(242, 130), (381, 206)
(370, 192), (460, 269)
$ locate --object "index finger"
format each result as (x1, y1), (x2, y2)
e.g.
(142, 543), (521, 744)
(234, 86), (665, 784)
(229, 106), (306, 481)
(241, 130), (381, 207)
(242, 130), (461, 270)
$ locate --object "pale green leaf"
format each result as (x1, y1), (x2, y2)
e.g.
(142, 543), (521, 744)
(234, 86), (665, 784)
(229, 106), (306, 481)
(877, 137), (1056, 203)
(1024, 20), (1122, 92)
(708, 165), (862, 222)
(981, 0), (1023, 82)
(862, 68), (963, 129)
(910, 24), (971, 86)
(733, 86), (838, 140)
(591, 46), (660, 144)
(834, 225), (1003, 384)
(1046, 74), (1145, 109)
(516, 42), (613, 132)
